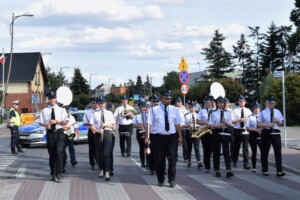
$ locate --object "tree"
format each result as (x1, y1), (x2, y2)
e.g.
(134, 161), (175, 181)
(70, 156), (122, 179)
(233, 34), (252, 83)
(135, 75), (144, 95)
(219, 78), (245, 104)
(45, 67), (68, 92)
(248, 26), (265, 89)
(162, 71), (181, 91)
(201, 30), (234, 80)
(69, 68), (89, 96)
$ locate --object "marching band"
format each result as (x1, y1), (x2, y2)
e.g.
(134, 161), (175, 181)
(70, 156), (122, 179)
(42, 83), (286, 185)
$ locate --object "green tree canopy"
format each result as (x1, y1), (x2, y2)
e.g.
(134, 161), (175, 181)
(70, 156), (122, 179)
(69, 68), (89, 96)
(201, 30), (234, 81)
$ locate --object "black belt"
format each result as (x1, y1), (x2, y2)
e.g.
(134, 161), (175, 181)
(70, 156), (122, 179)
(234, 128), (245, 131)
(155, 133), (176, 136)
(262, 129), (280, 133)
(47, 128), (64, 133)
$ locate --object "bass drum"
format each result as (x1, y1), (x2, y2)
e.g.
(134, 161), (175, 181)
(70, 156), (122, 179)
(56, 86), (73, 106)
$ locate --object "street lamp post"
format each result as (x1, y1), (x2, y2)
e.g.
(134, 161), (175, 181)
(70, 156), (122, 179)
(59, 66), (69, 86)
(273, 68), (287, 148)
(0, 12), (33, 117)
(89, 74), (97, 96)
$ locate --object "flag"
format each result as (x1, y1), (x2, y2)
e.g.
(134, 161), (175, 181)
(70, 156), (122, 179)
(0, 54), (4, 64)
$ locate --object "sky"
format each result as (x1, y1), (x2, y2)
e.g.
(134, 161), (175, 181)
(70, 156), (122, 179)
(0, 0), (295, 89)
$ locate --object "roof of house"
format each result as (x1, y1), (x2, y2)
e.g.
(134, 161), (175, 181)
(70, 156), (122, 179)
(0, 52), (48, 82)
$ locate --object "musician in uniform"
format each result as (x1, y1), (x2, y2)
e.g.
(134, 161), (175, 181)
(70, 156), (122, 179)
(209, 96), (234, 178)
(245, 102), (261, 172)
(145, 90), (182, 188)
(147, 94), (160, 175)
(133, 101), (149, 167)
(184, 102), (202, 168)
(39, 91), (68, 182)
(175, 97), (188, 161)
(63, 107), (80, 168)
(91, 97), (115, 181)
(7, 100), (24, 154)
(196, 96), (214, 171)
(257, 96), (285, 177)
(83, 97), (99, 170)
(114, 95), (135, 157)
(231, 95), (252, 169)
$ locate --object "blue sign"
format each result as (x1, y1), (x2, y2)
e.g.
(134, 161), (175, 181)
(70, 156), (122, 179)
(133, 94), (140, 101)
(179, 70), (190, 84)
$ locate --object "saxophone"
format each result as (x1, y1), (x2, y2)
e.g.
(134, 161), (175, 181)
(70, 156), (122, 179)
(190, 111), (212, 138)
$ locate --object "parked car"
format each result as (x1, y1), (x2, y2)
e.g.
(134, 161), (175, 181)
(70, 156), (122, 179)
(19, 110), (88, 147)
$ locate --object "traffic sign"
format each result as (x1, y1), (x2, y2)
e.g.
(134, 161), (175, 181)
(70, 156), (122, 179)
(273, 71), (283, 78)
(178, 56), (189, 70)
(179, 70), (190, 84)
(181, 84), (188, 95)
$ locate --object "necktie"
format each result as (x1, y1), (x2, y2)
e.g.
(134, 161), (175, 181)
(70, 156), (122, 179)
(164, 106), (170, 132)
(220, 110), (224, 124)
(240, 108), (244, 128)
(192, 114), (195, 130)
(101, 110), (105, 123)
(51, 108), (55, 131)
(270, 109), (274, 123)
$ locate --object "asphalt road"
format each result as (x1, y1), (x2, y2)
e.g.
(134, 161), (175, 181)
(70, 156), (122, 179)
(1, 128), (300, 200)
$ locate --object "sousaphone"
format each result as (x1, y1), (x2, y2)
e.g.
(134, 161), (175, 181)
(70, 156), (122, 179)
(210, 82), (225, 99)
(56, 86), (73, 106)
(56, 86), (75, 139)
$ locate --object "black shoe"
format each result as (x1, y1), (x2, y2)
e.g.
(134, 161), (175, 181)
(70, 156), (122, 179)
(187, 162), (191, 168)
(157, 182), (164, 187)
(197, 162), (203, 168)
(226, 171), (234, 178)
(141, 163), (146, 168)
(105, 177), (110, 181)
(72, 161), (77, 166)
(277, 172), (285, 177)
(244, 166), (251, 170)
(91, 165), (95, 170)
(18, 149), (24, 153)
(52, 175), (58, 182)
(126, 154), (131, 157)
(11, 151), (18, 155)
(62, 169), (66, 173)
(56, 174), (62, 182)
(169, 182), (176, 188)
(110, 171), (114, 176)
(215, 172), (221, 177)
(263, 172), (269, 176)
(150, 170), (155, 175)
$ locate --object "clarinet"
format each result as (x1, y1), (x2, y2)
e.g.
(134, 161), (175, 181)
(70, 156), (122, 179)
(270, 109), (274, 133)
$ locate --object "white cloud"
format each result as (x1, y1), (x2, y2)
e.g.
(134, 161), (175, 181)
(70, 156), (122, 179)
(26, 0), (163, 21)
(129, 44), (154, 58)
(152, 0), (185, 5)
(154, 40), (183, 51)
(80, 27), (144, 43)
(18, 37), (73, 49)
(168, 22), (246, 38)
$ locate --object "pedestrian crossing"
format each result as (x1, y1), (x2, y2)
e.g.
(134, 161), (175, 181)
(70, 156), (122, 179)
(0, 154), (18, 170)
(0, 172), (300, 200)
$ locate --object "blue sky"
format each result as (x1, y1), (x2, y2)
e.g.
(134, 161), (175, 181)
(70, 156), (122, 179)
(0, 0), (295, 88)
